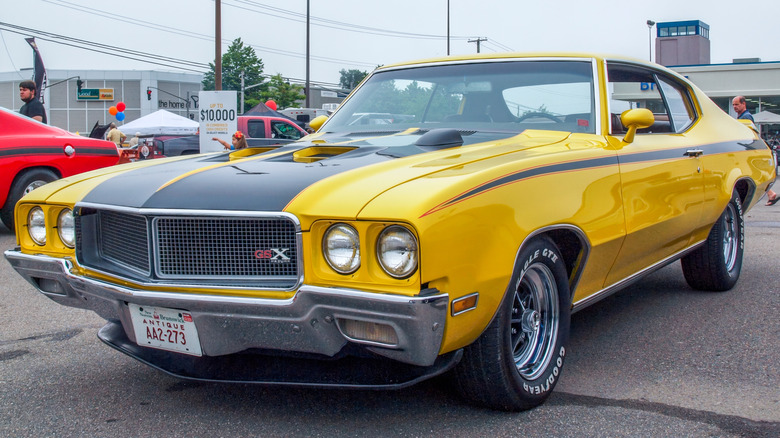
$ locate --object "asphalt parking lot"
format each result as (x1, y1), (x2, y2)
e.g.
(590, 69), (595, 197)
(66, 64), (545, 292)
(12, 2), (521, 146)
(1, 201), (778, 437)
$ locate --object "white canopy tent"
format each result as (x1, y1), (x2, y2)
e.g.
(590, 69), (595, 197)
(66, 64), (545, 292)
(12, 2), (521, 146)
(119, 110), (199, 136)
(752, 110), (780, 124)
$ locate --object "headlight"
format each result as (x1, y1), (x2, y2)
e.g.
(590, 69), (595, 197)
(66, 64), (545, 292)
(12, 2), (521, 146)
(323, 223), (360, 274)
(377, 225), (418, 278)
(28, 207), (46, 245)
(57, 208), (75, 248)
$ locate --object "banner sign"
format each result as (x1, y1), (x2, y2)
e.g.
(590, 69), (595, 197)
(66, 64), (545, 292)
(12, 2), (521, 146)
(199, 91), (237, 153)
(77, 88), (115, 101)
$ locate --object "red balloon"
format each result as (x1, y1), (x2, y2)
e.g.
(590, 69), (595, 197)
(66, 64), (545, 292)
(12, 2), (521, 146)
(108, 106), (118, 116)
(265, 100), (277, 111)
(116, 102), (126, 112)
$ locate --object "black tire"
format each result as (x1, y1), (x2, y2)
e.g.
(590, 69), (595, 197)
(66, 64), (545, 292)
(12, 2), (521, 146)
(681, 191), (744, 291)
(454, 237), (571, 411)
(0, 168), (59, 232)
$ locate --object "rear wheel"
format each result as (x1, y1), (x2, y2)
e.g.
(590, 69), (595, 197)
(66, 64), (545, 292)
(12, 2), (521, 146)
(681, 191), (744, 291)
(454, 237), (571, 411)
(0, 168), (58, 232)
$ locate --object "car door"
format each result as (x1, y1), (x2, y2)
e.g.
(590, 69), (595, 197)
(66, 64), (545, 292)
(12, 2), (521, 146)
(604, 62), (703, 287)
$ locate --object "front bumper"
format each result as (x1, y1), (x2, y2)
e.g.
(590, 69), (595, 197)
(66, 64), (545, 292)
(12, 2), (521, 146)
(4, 250), (448, 368)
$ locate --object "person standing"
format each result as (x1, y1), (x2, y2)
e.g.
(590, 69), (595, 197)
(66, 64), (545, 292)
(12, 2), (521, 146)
(18, 80), (47, 123)
(106, 123), (126, 147)
(732, 96), (755, 122)
(212, 131), (248, 150)
(128, 132), (141, 147)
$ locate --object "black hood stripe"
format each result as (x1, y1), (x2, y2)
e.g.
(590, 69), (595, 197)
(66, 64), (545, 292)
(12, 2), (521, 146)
(79, 147), (393, 211)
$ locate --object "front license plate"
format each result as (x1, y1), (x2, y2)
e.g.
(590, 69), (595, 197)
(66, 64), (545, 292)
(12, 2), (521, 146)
(128, 304), (202, 356)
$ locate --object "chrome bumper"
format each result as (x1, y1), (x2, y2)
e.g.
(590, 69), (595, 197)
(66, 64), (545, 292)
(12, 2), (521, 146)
(4, 250), (448, 367)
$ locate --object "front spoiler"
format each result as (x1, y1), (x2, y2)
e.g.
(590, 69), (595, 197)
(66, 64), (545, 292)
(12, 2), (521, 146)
(98, 322), (462, 388)
(5, 249), (449, 369)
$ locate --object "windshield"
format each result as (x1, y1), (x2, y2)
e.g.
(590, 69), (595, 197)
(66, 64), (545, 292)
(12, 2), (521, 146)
(324, 60), (596, 135)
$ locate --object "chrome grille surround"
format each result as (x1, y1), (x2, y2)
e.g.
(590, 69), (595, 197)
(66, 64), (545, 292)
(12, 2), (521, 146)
(75, 203), (303, 290)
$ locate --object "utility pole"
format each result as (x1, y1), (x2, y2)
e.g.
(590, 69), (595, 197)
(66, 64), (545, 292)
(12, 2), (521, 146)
(215, 0), (222, 90)
(239, 70), (244, 112)
(468, 37), (487, 53)
(305, 0), (311, 108)
(447, 0), (450, 55)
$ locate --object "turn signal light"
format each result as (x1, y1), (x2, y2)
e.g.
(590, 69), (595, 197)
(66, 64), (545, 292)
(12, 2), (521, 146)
(452, 293), (479, 316)
(338, 319), (398, 345)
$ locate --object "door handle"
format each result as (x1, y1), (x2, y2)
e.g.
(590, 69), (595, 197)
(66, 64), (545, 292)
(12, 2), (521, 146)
(684, 149), (704, 157)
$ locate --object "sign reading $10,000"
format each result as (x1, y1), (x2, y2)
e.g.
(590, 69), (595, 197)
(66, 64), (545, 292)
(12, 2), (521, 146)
(199, 108), (236, 122)
(198, 91), (238, 153)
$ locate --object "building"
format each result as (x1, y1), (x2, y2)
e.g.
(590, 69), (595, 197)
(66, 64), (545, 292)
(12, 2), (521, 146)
(655, 20), (711, 66)
(653, 20), (780, 134)
(0, 69), (202, 134)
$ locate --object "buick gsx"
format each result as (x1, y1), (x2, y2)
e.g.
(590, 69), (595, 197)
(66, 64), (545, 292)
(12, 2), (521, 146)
(5, 53), (776, 411)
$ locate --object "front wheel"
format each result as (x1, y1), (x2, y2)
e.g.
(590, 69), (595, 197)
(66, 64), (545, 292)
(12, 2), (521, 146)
(454, 237), (571, 411)
(1, 168), (59, 232)
(681, 191), (744, 291)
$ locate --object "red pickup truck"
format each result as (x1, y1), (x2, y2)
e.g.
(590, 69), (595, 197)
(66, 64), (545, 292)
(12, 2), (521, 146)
(239, 115), (307, 146)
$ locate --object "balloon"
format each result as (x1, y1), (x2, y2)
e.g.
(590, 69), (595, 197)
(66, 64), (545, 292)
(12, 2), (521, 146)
(116, 112), (125, 121)
(108, 106), (118, 116)
(116, 102), (126, 112)
(265, 100), (277, 111)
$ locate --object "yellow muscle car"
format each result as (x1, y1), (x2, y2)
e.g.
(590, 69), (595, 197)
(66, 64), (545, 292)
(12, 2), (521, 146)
(5, 53), (776, 411)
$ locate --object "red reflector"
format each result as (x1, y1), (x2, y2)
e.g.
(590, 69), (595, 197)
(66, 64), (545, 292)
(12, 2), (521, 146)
(577, 119), (589, 127)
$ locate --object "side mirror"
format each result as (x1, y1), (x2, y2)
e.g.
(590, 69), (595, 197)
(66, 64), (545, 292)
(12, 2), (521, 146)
(309, 115), (328, 132)
(620, 108), (654, 143)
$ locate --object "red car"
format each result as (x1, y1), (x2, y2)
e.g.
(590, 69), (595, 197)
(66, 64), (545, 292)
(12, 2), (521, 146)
(0, 107), (120, 230)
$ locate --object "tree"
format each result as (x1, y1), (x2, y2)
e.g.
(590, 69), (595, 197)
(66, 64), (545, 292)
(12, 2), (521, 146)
(339, 69), (369, 90)
(261, 74), (305, 110)
(202, 38), (266, 112)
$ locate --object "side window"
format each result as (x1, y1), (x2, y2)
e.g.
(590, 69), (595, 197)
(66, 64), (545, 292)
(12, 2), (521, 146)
(271, 121), (303, 140)
(607, 63), (696, 135)
(657, 76), (695, 132)
(247, 120), (265, 138)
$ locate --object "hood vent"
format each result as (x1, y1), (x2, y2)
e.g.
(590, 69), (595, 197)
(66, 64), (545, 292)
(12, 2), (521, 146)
(414, 128), (464, 149)
(293, 146), (357, 163)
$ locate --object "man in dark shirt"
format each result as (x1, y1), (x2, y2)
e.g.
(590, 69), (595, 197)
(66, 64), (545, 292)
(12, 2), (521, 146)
(731, 95), (754, 122)
(19, 80), (47, 124)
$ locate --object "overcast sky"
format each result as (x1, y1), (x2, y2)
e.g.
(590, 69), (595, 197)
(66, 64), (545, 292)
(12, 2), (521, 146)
(1, 0), (776, 86)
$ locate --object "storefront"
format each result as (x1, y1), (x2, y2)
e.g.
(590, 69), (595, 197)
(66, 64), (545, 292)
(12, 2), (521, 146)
(0, 69), (201, 134)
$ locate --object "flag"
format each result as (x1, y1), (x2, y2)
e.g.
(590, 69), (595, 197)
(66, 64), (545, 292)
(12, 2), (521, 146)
(25, 37), (47, 104)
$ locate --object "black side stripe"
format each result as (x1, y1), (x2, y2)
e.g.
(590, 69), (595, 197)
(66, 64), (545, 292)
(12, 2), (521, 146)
(421, 139), (763, 217)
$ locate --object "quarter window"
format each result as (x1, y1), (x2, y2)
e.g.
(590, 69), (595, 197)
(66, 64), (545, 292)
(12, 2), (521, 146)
(607, 63), (696, 135)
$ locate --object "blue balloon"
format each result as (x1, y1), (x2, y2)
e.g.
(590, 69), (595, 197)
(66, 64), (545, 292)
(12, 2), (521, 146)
(116, 112), (125, 121)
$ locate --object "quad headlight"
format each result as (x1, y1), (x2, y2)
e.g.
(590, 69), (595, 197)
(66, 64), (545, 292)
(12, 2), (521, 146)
(323, 223), (360, 274)
(377, 225), (418, 278)
(28, 207), (46, 245)
(57, 208), (75, 248)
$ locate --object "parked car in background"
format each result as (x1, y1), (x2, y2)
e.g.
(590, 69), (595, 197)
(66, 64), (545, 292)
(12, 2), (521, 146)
(0, 107), (120, 231)
(5, 53), (776, 411)
(239, 115), (307, 142)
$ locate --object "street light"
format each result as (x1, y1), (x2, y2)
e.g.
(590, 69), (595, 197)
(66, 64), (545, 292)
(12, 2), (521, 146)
(647, 20), (656, 62)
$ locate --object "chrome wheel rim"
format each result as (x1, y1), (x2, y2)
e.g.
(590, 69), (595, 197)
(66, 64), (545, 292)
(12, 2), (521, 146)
(24, 180), (48, 195)
(511, 263), (559, 380)
(721, 203), (738, 272)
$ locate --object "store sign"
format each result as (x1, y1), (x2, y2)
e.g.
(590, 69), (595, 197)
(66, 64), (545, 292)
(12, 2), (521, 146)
(77, 88), (115, 101)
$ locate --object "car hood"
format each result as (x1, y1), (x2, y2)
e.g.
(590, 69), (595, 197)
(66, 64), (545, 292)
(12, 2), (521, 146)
(41, 129), (572, 216)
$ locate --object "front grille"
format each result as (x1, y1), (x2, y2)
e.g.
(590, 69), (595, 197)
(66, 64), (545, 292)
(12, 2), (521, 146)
(76, 208), (300, 289)
(99, 210), (150, 274)
(154, 217), (298, 279)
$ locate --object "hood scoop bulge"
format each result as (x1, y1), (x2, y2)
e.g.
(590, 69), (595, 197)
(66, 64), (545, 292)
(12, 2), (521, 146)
(414, 128), (464, 149)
